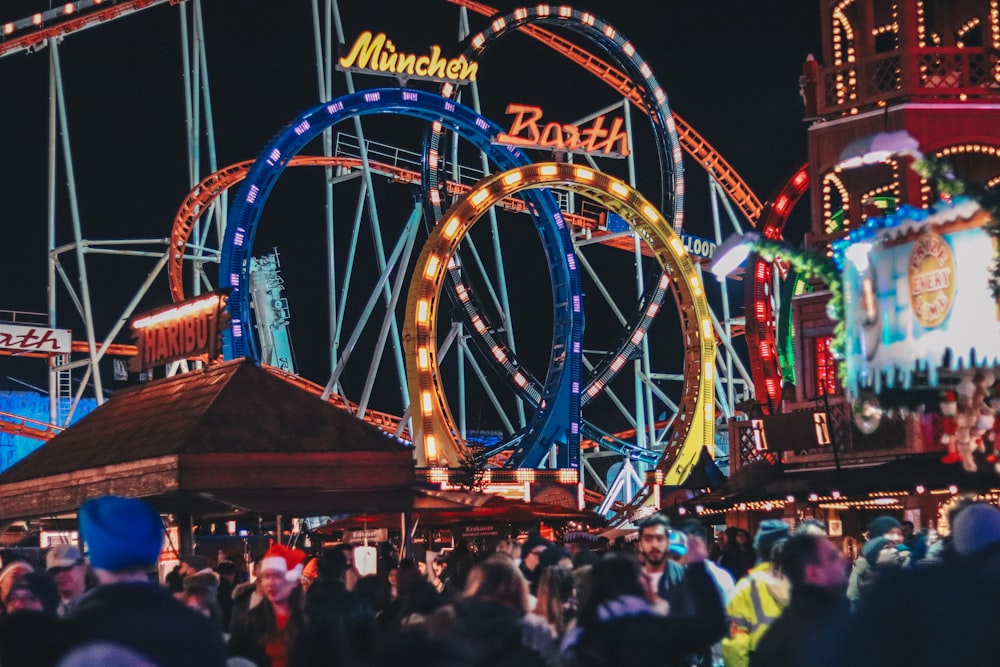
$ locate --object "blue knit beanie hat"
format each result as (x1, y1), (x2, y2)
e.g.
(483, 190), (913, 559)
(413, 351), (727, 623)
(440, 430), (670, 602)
(79, 496), (163, 572)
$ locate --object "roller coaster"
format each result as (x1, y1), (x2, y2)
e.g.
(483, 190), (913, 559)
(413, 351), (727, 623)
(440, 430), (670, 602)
(0, 0), (812, 521)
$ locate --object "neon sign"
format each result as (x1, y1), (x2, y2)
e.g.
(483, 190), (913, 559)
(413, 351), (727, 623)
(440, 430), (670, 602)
(0, 324), (71, 354)
(338, 31), (478, 84)
(129, 290), (229, 372)
(496, 104), (630, 157)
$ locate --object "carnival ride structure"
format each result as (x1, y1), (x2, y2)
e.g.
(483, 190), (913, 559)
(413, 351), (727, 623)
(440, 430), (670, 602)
(0, 0), (813, 519)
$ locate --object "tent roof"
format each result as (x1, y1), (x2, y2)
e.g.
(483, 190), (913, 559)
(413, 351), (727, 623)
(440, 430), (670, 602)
(0, 359), (415, 520)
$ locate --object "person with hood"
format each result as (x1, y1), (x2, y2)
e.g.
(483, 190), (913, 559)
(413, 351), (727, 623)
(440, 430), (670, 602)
(719, 528), (757, 581)
(721, 520), (791, 667)
(846, 515), (904, 612)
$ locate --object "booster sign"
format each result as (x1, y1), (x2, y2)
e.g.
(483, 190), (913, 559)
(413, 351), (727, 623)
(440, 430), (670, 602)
(605, 212), (716, 259)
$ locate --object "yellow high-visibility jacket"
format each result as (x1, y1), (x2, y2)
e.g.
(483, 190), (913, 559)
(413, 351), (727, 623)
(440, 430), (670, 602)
(721, 562), (790, 667)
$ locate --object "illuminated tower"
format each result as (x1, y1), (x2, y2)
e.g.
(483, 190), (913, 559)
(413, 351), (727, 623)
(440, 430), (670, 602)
(796, 0), (1000, 401)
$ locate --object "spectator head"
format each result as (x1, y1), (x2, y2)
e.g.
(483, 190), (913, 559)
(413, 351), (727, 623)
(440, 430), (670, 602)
(637, 514), (671, 568)
(866, 515), (903, 543)
(952, 503), (1000, 558)
(754, 519), (791, 563)
(258, 545), (307, 605)
(780, 533), (847, 595)
(4, 571), (60, 616)
(462, 556), (530, 612)
(78, 495), (163, 582)
(0, 562), (35, 606)
(794, 518), (828, 536)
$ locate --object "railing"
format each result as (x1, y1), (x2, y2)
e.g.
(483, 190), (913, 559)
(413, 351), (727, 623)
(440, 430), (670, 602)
(814, 47), (1000, 117)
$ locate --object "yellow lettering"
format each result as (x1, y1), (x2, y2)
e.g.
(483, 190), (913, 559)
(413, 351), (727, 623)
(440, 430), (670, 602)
(415, 55), (430, 76)
(446, 60), (462, 79)
(460, 61), (478, 82)
(426, 45), (446, 78)
(396, 53), (416, 74)
(338, 30), (385, 69)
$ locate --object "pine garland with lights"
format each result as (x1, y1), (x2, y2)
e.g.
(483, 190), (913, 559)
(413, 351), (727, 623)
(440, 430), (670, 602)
(750, 237), (845, 358)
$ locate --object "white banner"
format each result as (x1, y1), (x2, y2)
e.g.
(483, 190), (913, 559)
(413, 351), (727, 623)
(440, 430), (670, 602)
(0, 323), (72, 354)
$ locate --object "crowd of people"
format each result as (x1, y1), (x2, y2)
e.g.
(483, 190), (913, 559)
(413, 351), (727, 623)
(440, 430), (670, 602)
(1, 494), (1000, 666)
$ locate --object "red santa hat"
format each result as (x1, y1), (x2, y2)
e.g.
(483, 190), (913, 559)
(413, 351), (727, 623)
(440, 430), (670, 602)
(941, 390), (957, 416)
(260, 544), (308, 583)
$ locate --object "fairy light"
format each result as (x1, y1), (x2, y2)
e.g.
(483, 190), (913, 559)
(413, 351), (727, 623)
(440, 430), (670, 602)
(957, 17), (981, 48)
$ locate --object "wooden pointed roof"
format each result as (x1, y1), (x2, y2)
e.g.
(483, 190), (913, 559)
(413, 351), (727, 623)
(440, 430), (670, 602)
(0, 359), (415, 520)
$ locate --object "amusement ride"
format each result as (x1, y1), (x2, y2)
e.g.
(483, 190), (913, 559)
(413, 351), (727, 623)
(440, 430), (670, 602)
(0, 0), (825, 522)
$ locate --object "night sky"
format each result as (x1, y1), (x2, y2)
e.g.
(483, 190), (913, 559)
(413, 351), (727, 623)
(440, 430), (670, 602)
(0, 1), (822, 430)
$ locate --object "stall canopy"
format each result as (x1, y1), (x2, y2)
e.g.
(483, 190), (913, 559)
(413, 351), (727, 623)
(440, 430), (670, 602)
(316, 488), (605, 533)
(0, 359), (415, 521)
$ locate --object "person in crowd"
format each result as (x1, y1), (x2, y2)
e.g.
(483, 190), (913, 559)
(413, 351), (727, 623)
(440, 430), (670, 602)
(846, 515), (905, 611)
(493, 538), (521, 563)
(721, 519), (790, 667)
(179, 584), (226, 634)
(519, 533), (552, 596)
(291, 547), (378, 667)
(215, 559), (238, 628)
(635, 514), (686, 614)
(532, 564), (576, 645)
(228, 543), (307, 667)
(379, 559), (441, 632)
(793, 518), (828, 536)
(427, 554), (552, 667)
(45, 544), (89, 617)
(718, 528), (757, 580)
(229, 557), (264, 635)
(751, 532), (849, 667)
(432, 552), (460, 599)
(3, 570), (60, 616)
(563, 534), (726, 667)
(818, 503), (1000, 667)
(66, 495), (227, 666)
(0, 560), (35, 616)
(678, 519), (736, 667)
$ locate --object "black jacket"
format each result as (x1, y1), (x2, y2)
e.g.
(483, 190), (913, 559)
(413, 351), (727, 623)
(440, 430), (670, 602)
(67, 582), (227, 667)
(751, 585), (848, 667)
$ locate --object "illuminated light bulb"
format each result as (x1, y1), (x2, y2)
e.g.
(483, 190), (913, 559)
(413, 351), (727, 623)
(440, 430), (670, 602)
(514, 8), (528, 20)
(492, 346), (507, 363)
(646, 302), (660, 317)
(514, 372), (527, 388)
(471, 315), (486, 333)
(639, 62), (652, 78)
(701, 318), (712, 338)
(623, 41), (635, 56)
(442, 217), (461, 239)
(491, 18), (506, 31)
(537, 4), (551, 17)
(659, 275), (670, 289)
(417, 348), (431, 370)
(539, 164), (558, 176)
(581, 12), (595, 25)
(421, 391), (434, 416)
(425, 435), (437, 460)
(470, 189), (489, 207)
(3, 24), (13, 35)
(416, 299), (430, 324)
(425, 255), (440, 278)
(558, 6), (572, 18)
(609, 181), (629, 197)
(471, 34), (485, 49)
(503, 171), (523, 186)
(64, 3), (75, 14)
(641, 203), (658, 222)
(630, 328), (645, 345)
(669, 237), (685, 254)
(704, 362), (714, 380)
(610, 355), (626, 372)
(603, 25), (616, 39)
(574, 166), (595, 180)
(33, 13), (43, 25)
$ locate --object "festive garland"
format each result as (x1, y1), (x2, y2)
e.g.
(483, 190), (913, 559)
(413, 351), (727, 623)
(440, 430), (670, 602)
(749, 237), (846, 362)
(912, 155), (1000, 302)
